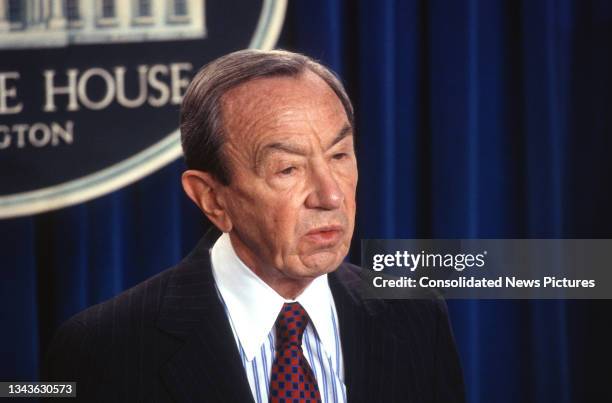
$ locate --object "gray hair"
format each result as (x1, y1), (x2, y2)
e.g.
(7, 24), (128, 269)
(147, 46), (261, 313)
(180, 49), (354, 185)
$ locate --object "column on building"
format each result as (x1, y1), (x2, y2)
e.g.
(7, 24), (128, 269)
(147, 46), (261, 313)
(117, 0), (130, 29)
(48, 0), (66, 28)
(41, 0), (49, 23)
(30, 0), (40, 28)
(25, 0), (46, 29)
(25, 0), (33, 27)
(0, 0), (9, 32)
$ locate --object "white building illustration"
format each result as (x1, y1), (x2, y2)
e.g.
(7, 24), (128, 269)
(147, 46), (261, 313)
(0, 0), (206, 49)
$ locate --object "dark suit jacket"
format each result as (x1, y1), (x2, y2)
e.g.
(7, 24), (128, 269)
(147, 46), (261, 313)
(43, 229), (465, 403)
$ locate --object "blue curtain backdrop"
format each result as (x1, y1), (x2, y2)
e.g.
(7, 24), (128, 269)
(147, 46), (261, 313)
(2, 1), (612, 402)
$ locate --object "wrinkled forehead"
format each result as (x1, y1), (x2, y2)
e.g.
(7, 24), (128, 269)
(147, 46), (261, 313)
(219, 70), (349, 147)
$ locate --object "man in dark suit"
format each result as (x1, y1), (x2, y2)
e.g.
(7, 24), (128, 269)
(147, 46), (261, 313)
(43, 49), (465, 403)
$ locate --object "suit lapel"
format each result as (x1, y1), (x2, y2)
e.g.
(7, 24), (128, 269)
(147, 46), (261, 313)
(329, 264), (389, 402)
(156, 230), (254, 403)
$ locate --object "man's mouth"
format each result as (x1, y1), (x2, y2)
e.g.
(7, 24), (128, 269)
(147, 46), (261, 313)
(304, 225), (344, 245)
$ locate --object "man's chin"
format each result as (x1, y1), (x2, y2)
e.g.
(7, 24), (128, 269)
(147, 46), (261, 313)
(298, 250), (345, 275)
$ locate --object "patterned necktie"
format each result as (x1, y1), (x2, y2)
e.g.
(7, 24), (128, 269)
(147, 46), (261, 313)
(269, 302), (322, 403)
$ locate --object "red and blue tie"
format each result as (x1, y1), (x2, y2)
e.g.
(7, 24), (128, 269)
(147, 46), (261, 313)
(269, 302), (322, 403)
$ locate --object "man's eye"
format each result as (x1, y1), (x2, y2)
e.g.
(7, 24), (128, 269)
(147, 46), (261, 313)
(333, 153), (348, 160)
(278, 166), (296, 175)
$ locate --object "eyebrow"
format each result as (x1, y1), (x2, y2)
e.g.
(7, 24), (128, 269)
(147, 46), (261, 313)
(255, 123), (353, 169)
(328, 123), (353, 150)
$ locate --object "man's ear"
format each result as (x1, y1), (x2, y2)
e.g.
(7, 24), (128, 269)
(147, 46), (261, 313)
(181, 170), (233, 232)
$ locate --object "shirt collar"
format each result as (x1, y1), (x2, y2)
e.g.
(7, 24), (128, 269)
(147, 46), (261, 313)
(211, 232), (337, 361)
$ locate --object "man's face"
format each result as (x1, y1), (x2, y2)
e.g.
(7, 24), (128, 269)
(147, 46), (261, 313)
(218, 70), (358, 290)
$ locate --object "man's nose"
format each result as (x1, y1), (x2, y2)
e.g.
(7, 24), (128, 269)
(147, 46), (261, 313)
(305, 163), (343, 210)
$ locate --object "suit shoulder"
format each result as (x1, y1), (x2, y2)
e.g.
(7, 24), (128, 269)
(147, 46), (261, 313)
(335, 261), (448, 326)
(42, 266), (177, 381)
(65, 265), (176, 336)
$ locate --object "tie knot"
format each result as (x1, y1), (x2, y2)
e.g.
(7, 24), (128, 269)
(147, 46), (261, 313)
(275, 302), (309, 347)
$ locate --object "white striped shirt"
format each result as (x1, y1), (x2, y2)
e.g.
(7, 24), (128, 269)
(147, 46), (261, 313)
(211, 233), (347, 403)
